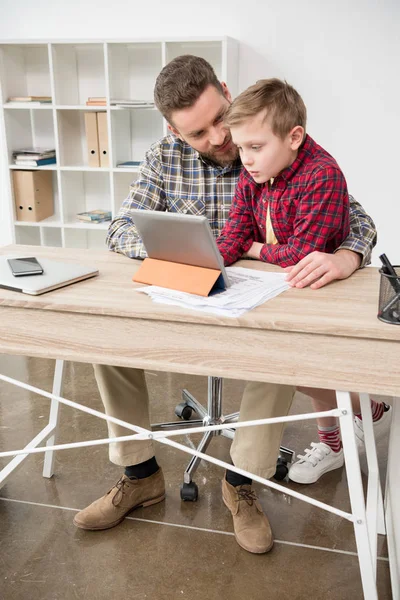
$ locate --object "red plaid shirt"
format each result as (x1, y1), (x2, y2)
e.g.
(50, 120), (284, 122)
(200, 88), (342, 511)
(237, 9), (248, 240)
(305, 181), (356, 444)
(217, 135), (350, 267)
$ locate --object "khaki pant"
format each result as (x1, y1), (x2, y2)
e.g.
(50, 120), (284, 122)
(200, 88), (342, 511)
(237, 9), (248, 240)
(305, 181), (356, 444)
(93, 364), (295, 480)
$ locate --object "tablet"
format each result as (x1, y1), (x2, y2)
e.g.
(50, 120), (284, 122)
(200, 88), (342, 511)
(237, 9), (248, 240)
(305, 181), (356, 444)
(131, 209), (230, 288)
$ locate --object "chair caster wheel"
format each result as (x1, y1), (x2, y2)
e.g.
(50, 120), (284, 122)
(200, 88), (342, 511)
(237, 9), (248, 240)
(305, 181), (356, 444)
(273, 460), (289, 481)
(175, 403), (193, 420)
(180, 481), (199, 501)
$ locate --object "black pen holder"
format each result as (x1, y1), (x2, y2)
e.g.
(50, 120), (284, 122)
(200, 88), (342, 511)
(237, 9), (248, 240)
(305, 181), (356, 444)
(378, 266), (400, 325)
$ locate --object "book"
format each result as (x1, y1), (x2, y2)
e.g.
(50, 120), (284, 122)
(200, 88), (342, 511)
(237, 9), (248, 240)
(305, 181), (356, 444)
(110, 99), (155, 108)
(117, 160), (142, 168)
(8, 96), (52, 103)
(86, 101), (107, 106)
(14, 157), (57, 167)
(76, 209), (112, 223)
(12, 148), (56, 159)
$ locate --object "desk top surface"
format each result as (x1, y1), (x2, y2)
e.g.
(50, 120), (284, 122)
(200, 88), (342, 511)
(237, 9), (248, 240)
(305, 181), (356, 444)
(0, 245), (399, 343)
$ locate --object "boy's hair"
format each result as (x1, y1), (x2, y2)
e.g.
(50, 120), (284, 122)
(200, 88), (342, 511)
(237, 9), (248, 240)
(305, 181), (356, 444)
(154, 55), (223, 124)
(224, 78), (307, 139)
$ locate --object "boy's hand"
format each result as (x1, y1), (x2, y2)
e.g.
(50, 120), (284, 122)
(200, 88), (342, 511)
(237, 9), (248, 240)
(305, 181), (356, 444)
(284, 249), (362, 289)
(243, 242), (263, 260)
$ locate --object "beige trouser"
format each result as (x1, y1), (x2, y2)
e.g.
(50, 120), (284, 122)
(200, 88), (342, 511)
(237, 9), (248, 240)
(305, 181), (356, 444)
(93, 364), (295, 480)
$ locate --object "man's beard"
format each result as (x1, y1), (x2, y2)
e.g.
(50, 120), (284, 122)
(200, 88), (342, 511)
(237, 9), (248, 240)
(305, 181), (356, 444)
(199, 135), (239, 167)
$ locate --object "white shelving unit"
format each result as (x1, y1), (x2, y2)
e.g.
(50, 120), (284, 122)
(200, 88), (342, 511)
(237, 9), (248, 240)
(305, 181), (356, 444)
(0, 38), (238, 249)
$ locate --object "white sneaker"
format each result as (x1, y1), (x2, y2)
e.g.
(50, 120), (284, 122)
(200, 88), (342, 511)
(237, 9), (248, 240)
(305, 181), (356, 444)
(354, 404), (392, 449)
(288, 442), (344, 484)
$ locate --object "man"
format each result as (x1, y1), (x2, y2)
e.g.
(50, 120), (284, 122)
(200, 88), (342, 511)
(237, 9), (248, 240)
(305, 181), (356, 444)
(73, 56), (377, 555)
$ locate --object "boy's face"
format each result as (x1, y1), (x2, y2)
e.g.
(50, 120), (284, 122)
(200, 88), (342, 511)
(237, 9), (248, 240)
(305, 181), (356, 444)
(231, 111), (304, 183)
(168, 84), (239, 167)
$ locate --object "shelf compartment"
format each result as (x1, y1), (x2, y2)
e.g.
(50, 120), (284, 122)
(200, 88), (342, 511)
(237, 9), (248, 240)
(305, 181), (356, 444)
(108, 43), (162, 103)
(60, 170), (111, 224)
(0, 44), (52, 104)
(51, 44), (106, 106)
(57, 109), (108, 168)
(111, 108), (163, 166)
(14, 224), (41, 246)
(41, 227), (62, 247)
(113, 171), (139, 215)
(64, 228), (107, 250)
(4, 108), (55, 164)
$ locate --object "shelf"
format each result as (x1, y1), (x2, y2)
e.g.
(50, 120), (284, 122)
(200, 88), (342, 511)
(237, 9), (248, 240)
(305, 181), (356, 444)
(9, 164), (58, 170)
(3, 103), (53, 109)
(113, 167), (140, 173)
(1, 38), (238, 249)
(60, 166), (110, 172)
(63, 221), (110, 230)
(55, 105), (106, 111)
(15, 215), (62, 227)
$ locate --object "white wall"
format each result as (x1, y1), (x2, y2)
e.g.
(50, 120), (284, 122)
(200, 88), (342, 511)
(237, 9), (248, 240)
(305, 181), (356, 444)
(0, 0), (399, 265)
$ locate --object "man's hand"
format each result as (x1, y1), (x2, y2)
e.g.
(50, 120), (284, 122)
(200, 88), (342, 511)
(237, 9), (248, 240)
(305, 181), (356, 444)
(284, 249), (362, 289)
(243, 241), (263, 260)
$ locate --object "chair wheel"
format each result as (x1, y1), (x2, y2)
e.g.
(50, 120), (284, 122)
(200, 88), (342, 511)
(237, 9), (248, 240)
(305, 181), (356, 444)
(175, 402), (193, 420)
(273, 461), (289, 481)
(180, 481), (199, 501)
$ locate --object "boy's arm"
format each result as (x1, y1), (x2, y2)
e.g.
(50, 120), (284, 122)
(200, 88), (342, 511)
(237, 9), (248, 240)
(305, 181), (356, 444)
(285, 196), (377, 289)
(259, 167), (350, 267)
(216, 174), (254, 265)
(107, 145), (166, 258)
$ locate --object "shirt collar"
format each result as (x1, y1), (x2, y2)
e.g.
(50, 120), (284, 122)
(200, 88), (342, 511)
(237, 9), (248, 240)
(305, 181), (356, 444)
(276, 134), (314, 183)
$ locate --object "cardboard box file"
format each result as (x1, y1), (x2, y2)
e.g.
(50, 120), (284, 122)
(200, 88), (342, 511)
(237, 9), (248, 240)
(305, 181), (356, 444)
(97, 112), (109, 167)
(84, 112), (100, 167)
(12, 170), (54, 222)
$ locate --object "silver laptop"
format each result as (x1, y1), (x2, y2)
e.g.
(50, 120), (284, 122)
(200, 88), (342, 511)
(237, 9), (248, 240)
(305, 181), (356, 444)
(0, 256), (99, 295)
(131, 209), (231, 288)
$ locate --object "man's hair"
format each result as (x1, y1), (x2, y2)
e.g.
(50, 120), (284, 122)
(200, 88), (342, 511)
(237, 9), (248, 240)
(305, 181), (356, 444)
(154, 55), (223, 123)
(224, 78), (307, 139)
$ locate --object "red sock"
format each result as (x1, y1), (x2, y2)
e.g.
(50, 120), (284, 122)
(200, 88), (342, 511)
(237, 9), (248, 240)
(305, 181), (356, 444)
(317, 425), (342, 452)
(354, 399), (385, 422)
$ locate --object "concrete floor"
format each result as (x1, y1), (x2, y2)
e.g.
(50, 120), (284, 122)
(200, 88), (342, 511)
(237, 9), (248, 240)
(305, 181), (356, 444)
(0, 355), (392, 600)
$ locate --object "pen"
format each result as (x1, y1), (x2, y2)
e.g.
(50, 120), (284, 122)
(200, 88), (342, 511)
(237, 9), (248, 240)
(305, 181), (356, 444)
(379, 254), (400, 294)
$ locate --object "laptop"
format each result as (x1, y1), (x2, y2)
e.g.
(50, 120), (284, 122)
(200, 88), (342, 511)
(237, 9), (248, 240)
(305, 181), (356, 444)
(131, 209), (231, 288)
(0, 256), (99, 295)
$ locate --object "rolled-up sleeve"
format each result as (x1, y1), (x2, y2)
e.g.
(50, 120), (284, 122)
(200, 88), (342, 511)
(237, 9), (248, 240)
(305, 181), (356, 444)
(107, 145), (166, 258)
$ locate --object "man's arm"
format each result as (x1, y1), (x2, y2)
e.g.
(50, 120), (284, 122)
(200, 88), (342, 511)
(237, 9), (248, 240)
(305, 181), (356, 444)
(285, 195), (377, 289)
(107, 145), (166, 258)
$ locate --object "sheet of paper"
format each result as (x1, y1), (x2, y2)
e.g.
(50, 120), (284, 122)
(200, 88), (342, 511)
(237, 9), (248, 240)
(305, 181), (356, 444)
(136, 266), (289, 317)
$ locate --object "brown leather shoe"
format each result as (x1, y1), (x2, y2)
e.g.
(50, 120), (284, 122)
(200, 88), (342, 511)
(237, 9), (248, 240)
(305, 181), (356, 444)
(73, 469), (165, 531)
(222, 478), (273, 553)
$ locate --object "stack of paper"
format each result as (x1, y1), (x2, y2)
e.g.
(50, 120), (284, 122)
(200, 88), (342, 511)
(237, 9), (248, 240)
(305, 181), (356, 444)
(136, 266), (289, 317)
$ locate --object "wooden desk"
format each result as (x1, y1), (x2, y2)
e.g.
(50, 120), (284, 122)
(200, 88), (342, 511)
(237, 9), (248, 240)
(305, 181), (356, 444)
(0, 245), (399, 599)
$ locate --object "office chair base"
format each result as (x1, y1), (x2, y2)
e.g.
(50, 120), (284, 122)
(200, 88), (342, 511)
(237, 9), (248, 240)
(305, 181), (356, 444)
(151, 377), (294, 499)
(180, 481), (199, 502)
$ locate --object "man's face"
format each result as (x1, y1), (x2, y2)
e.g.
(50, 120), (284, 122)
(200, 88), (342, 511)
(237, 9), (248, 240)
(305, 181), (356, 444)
(168, 84), (238, 167)
(231, 111), (303, 183)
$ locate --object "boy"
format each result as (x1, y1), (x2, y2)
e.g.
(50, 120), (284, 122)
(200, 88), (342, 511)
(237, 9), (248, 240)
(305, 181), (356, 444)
(217, 78), (350, 267)
(217, 79), (390, 484)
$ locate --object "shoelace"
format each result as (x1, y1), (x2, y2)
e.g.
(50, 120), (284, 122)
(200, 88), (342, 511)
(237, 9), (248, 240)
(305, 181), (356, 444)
(109, 476), (137, 507)
(236, 486), (258, 507)
(296, 442), (330, 467)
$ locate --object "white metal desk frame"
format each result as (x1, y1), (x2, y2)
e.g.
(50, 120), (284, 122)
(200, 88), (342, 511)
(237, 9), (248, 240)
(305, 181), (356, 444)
(0, 361), (386, 600)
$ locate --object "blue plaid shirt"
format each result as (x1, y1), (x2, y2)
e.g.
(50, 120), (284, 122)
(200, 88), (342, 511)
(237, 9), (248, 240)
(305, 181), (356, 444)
(107, 134), (376, 266)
